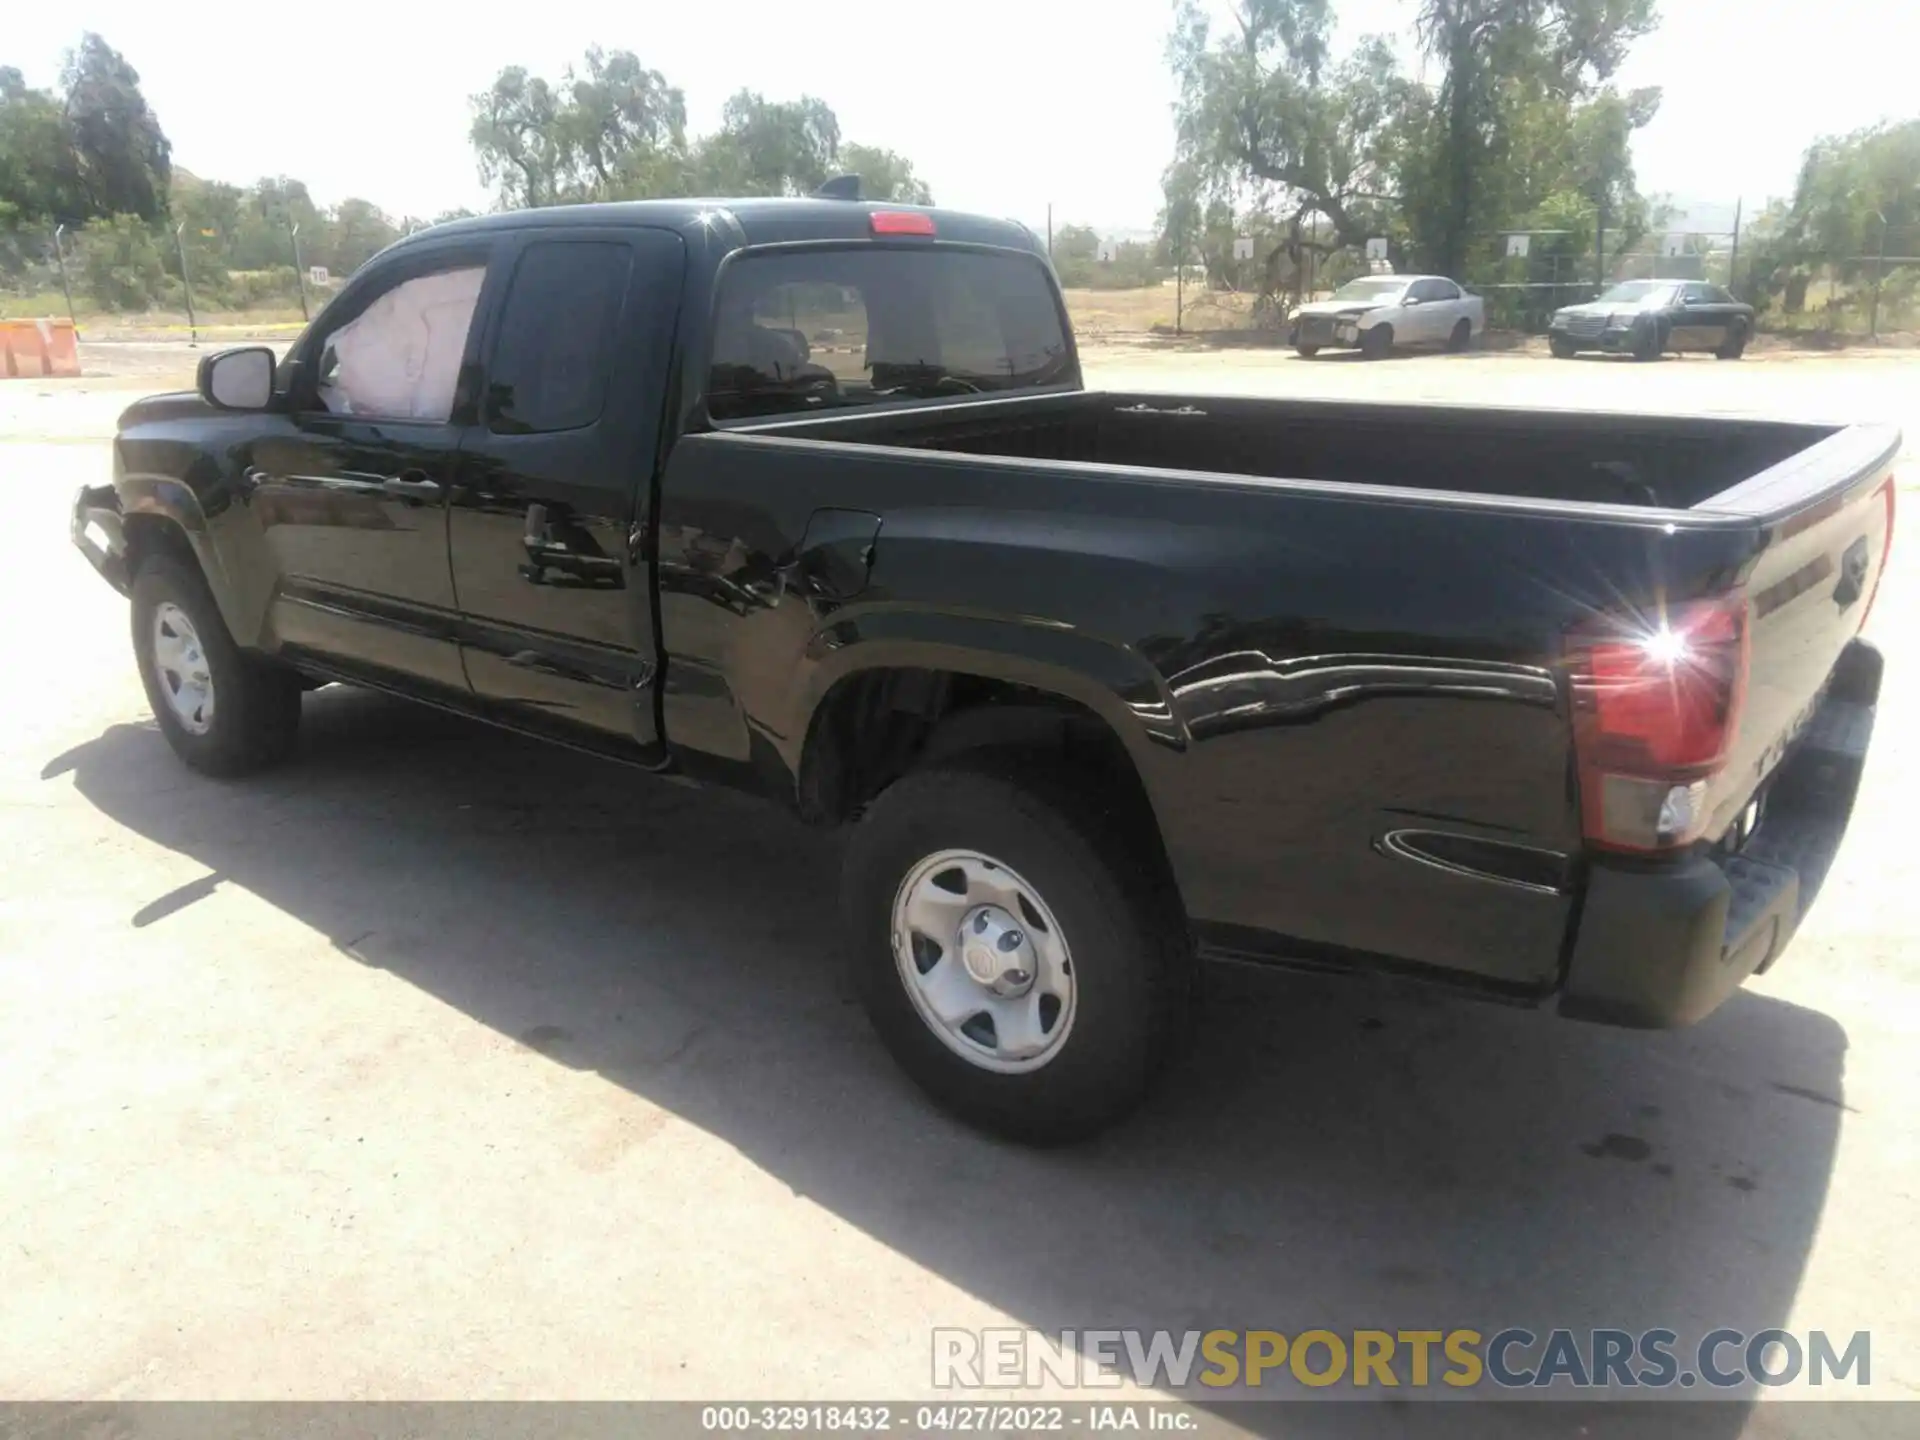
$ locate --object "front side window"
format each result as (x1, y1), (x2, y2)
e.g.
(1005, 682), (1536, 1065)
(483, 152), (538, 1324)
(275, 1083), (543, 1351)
(314, 264), (485, 422)
(707, 247), (1072, 421)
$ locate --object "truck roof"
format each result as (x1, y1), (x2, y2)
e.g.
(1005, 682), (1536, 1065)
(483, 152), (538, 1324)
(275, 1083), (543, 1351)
(404, 197), (1047, 257)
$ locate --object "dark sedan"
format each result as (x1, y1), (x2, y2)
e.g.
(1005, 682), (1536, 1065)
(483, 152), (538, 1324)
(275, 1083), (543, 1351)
(1549, 280), (1754, 361)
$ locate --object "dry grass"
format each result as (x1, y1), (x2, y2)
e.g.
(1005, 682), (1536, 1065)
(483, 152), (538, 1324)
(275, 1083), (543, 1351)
(1061, 282), (1267, 337)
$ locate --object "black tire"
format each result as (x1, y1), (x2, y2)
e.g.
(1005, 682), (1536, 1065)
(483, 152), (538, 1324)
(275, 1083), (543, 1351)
(1360, 324), (1393, 360)
(842, 760), (1192, 1144)
(1633, 322), (1663, 362)
(1446, 318), (1473, 353)
(1549, 336), (1578, 359)
(131, 554), (303, 776)
(1716, 323), (1749, 360)
(1293, 343), (1320, 358)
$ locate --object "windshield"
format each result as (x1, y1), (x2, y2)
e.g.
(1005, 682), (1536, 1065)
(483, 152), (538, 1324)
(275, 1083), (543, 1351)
(1330, 278), (1408, 301)
(707, 247), (1074, 422)
(1596, 281), (1677, 304)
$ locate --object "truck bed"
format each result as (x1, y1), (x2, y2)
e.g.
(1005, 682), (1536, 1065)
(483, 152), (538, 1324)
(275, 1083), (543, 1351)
(750, 389), (1857, 512)
(665, 388), (1895, 1011)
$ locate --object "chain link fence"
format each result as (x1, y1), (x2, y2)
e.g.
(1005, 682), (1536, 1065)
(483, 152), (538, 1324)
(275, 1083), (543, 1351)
(1, 221), (347, 333)
(1462, 220), (1920, 341)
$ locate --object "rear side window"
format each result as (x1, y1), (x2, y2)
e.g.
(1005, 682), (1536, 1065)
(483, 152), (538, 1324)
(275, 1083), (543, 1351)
(708, 247), (1072, 422)
(486, 241), (632, 434)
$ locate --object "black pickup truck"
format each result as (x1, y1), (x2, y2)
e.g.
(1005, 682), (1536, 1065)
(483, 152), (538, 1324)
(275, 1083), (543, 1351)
(72, 193), (1897, 1141)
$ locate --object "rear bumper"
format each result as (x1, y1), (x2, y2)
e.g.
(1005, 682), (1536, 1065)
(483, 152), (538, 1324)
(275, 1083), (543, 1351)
(71, 484), (131, 594)
(1558, 639), (1880, 1028)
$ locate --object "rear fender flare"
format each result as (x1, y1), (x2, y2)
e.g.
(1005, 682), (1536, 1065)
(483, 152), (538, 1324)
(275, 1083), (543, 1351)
(790, 606), (1186, 808)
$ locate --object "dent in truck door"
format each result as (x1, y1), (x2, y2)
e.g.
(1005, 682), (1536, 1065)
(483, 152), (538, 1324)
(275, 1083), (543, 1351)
(447, 228), (685, 752)
(249, 241), (497, 691)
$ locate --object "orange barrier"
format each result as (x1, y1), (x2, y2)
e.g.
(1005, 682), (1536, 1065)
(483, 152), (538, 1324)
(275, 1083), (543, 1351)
(1, 318), (82, 379)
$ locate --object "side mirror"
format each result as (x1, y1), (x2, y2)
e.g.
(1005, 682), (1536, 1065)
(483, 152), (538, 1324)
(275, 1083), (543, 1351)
(1402, 295), (1422, 306)
(198, 346), (277, 411)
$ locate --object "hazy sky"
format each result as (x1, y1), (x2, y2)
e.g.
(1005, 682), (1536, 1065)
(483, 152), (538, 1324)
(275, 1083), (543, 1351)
(11, 0), (1917, 232)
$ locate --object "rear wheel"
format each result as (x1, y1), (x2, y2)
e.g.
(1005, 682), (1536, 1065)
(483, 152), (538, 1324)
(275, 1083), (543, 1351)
(842, 761), (1191, 1144)
(1549, 336), (1578, 359)
(1716, 323), (1749, 360)
(1293, 343), (1320, 358)
(1360, 324), (1393, 360)
(131, 555), (303, 776)
(1446, 318), (1473, 353)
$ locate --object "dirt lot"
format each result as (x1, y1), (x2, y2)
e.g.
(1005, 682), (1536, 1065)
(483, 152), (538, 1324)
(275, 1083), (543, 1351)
(4, 341), (1918, 1426)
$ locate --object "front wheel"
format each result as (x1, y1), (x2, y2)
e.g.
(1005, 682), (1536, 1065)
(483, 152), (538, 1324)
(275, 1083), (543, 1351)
(842, 762), (1191, 1144)
(1549, 336), (1578, 359)
(1360, 324), (1393, 360)
(1633, 322), (1664, 362)
(131, 555), (303, 776)
(1293, 343), (1320, 358)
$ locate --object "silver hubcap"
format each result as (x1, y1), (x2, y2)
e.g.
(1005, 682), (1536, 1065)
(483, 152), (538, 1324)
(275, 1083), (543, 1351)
(892, 850), (1076, 1073)
(151, 602), (215, 735)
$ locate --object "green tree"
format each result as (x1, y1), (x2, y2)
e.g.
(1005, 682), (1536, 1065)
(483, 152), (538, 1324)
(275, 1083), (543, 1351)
(228, 176), (320, 271)
(61, 33), (171, 222)
(0, 67), (89, 232)
(470, 67), (572, 208)
(79, 212), (166, 309)
(1050, 223), (1102, 285)
(1165, 1), (1414, 299)
(324, 197), (402, 274)
(692, 92), (841, 195)
(467, 51), (936, 208)
(564, 47), (688, 196)
(837, 143), (932, 203)
(1740, 120), (1920, 317)
(1410, 0), (1659, 275)
(167, 170), (242, 296)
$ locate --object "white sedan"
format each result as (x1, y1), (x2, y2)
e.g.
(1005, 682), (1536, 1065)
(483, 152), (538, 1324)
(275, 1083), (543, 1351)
(1290, 276), (1486, 359)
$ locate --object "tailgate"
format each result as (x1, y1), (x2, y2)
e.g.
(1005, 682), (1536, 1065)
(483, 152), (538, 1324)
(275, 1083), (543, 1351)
(1559, 424), (1895, 1028)
(1703, 422), (1898, 840)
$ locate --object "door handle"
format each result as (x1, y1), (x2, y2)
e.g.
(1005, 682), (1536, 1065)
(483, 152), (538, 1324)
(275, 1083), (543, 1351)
(381, 470), (443, 501)
(519, 502), (622, 587)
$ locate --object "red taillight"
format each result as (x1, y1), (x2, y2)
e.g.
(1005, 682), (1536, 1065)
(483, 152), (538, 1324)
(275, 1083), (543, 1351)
(1858, 476), (1896, 630)
(870, 211), (936, 236)
(1567, 595), (1751, 852)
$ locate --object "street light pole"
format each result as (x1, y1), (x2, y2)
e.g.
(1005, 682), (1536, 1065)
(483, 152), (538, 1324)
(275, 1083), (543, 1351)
(289, 219), (310, 321)
(173, 222), (199, 347)
(52, 224), (79, 336)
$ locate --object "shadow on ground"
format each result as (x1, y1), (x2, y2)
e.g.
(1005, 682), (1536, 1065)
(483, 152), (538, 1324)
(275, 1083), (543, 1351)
(48, 688), (1852, 1437)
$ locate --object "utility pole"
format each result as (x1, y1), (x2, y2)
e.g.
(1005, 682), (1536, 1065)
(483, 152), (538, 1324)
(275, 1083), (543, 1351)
(51, 224), (79, 336)
(289, 218), (310, 321)
(1871, 210), (1889, 341)
(173, 222), (199, 346)
(1595, 192), (1607, 297)
(1727, 197), (1743, 296)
